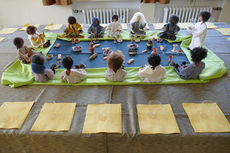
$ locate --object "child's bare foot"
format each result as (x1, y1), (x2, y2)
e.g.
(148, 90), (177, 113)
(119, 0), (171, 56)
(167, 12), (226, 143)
(43, 40), (50, 48)
(114, 38), (117, 44)
(72, 38), (75, 44)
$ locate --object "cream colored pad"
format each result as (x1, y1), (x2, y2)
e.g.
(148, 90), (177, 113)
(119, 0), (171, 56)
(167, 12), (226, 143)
(31, 103), (76, 131)
(152, 23), (165, 30)
(0, 102), (34, 129)
(216, 28), (230, 35)
(121, 23), (128, 30)
(20, 24), (40, 31)
(82, 104), (122, 134)
(44, 24), (63, 30)
(0, 37), (5, 42)
(101, 24), (107, 28)
(137, 104), (180, 134)
(178, 22), (194, 29)
(206, 22), (218, 29)
(183, 103), (230, 133)
(0, 28), (18, 34)
(227, 37), (230, 41)
(145, 24), (149, 30)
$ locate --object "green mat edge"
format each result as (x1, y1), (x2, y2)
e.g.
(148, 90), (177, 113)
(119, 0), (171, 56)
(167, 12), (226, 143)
(1, 32), (227, 88)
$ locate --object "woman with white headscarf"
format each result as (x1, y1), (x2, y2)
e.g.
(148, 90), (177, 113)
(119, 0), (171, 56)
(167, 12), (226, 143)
(130, 12), (147, 38)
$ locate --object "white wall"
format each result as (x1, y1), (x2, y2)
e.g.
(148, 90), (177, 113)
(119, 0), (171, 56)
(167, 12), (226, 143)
(0, 0), (72, 25)
(220, 0), (230, 24)
(72, 0), (140, 23)
(152, 0), (225, 23)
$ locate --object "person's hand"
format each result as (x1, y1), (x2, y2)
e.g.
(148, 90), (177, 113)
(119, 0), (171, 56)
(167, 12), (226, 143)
(139, 28), (144, 31)
(99, 33), (102, 38)
(139, 66), (144, 69)
(189, 26), (192, 30)
(189, 33), (193, 36)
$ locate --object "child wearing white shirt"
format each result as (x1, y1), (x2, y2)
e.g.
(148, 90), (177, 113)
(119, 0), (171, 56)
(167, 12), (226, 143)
(138, 53), (166, 83)
(27, 25), (50, 48)
(60, 56), (87, 84)
(188, 11), (211, 50)
(105, 50), (127, 82)
(107, 15), (122, 43)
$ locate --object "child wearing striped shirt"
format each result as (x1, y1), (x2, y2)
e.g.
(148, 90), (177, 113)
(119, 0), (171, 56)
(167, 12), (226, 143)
(105, 50), (127, 82)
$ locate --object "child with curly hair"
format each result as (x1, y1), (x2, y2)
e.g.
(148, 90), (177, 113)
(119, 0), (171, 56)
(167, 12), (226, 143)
(13, 37), (35, 64)
(138, 53), (166, 82)
(27, 25), (50, 48)
(105, 50), (127, 82)
(188, 11), (211, 50)
(64, 16), (84, 40)
(60, 56), (87, 83)
(158, 15), (180, 40)
(31, 54), (56, 82)
(171, 47), (207, 79)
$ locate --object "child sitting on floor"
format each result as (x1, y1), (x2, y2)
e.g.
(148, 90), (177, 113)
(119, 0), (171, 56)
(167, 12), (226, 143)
(27, 25), (50, 48)
(107, 15), (122, 43)
(188, 11), (211, 50)
(138, 53), (166, 82)
(31, 54), (56, 82)
(60, 56), (87, 83)
(64, 16), (84, 41)
(158, 15), (180, 41)
(170, 47), (207, 79)
(130, 12), (147, 39)
(88, 17), (105, 39)
(13, 37), (35, 64)
(105, 50), (127, 82)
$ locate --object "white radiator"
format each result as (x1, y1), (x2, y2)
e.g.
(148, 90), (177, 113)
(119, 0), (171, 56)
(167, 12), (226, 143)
(82, 8), (129, 24)
(163, 7), (213, 23)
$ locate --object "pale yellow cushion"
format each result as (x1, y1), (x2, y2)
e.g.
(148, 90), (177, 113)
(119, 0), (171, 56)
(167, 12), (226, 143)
(31, 103), (76, 131)
(152, 23), (165, 30)
(216, 28), (230, 35)
(82, 104), (122, 134)
(20, 24), (40, 31)
(206, 22), (218, 29)
(0, 102), (34, 129)
(0, 28), (18, 34)
(178, 22), (194, 29)
(183, 103), (230, 133)
(121, 23), (128, 30)
(137, 104), (180, 134)
(43, 24), (63, 30)
(0, 37), (5, 42)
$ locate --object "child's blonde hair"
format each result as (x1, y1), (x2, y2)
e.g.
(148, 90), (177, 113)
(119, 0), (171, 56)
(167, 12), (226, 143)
(107, 50), (124, 72)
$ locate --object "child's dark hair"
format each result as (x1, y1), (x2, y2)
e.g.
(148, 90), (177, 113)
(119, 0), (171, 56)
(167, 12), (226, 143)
(191, 47), (207, 63)
(26, 25), (37, 35)
(62, 56), (73, 70)
(107, 50), (124, 72)
(148, 53), (161, 69)
(112, 15), (118, 21)
(13, 37), (24, 49)
(68, 16), (77, 24)
(169, 15), (179, 24)
(200, 11), (211, 22)
(31, 54), (45, 65)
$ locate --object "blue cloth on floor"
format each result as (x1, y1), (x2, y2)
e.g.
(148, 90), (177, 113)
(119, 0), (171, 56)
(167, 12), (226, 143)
(45, 39), (190, 69)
